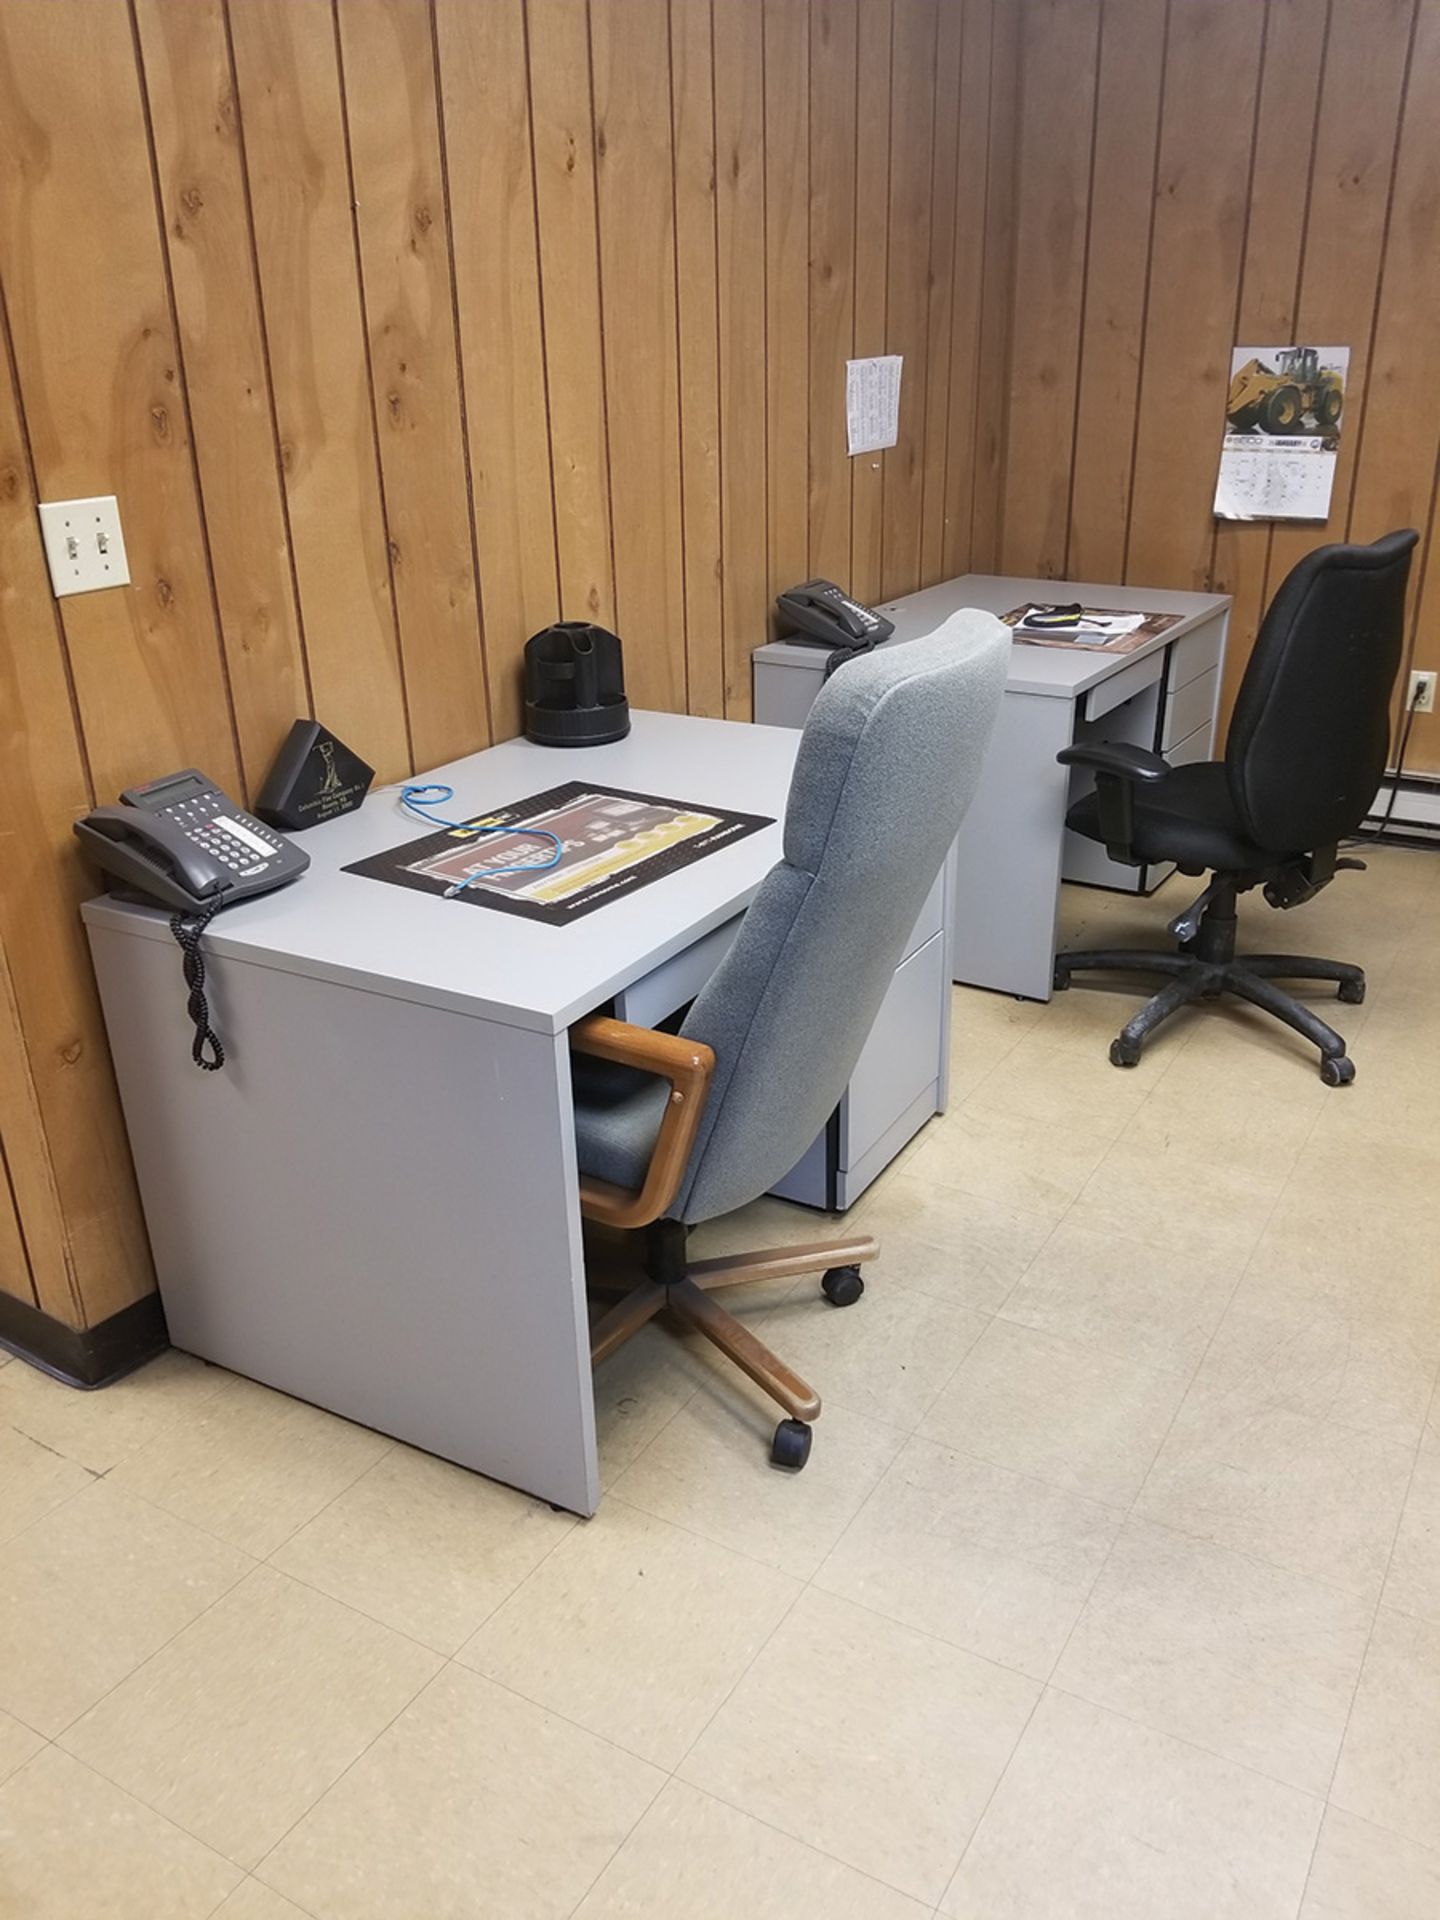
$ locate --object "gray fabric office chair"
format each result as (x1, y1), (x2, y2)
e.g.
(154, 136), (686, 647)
(568, 615), (1009, 1469)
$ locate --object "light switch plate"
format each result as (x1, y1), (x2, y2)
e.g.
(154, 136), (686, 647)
(37, 495), (130, 596)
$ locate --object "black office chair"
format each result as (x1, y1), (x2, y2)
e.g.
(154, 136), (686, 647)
(1052, 530), (1418, 1085)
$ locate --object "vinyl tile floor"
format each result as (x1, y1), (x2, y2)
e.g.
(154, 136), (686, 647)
(2, 851), (1439, 1918)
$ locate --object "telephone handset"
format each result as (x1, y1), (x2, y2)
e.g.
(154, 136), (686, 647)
(75, 771), (310, 1071)
(775, 579), (896, 665)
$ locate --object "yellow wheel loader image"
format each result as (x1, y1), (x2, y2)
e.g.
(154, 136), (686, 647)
(1227, 346), (1344, 435)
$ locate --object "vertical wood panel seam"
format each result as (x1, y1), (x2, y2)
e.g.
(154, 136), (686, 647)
(706, 0), (727, 694)
(1060, 0), (1105, 580)
(519, 0), (569, 616)
(329, 0), (415, 773)
(0, 274), (97, 808)
(913, 0), (943, 580)
(428, 0), (496, 743)
(934, 0), (967, 566)
(759, 0), (772, 597)
(1397, 439), (1440, 728)
(1118, 0), (1171, 583)
(1204, 0), (1274, 593)
(219, 0), (317, 721)
(126, 0), (248, 795)
(853, 0), (894, 575)
(1340, 0), (1423, 546)
(977, 0), (1021, 563)
(664, 0), (691, 710)
(1256, 0), (1335, 623)
(583, 0), (620, 631)
(876, 0), (898, 570)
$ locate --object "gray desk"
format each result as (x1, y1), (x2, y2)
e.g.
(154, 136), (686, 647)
(755, 574), (1231, 1001)
(82, 714), (802, 1517)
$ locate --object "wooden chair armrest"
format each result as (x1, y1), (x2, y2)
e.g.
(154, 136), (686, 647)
(570, 1015), (716, 1230)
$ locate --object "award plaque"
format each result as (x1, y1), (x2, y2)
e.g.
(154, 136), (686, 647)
(255, 721), (374, 832)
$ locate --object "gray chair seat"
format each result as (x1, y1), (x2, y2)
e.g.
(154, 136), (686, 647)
(571, 1055), (668, 1192)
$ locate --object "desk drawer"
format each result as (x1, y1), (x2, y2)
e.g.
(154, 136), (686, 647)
(840, 929), (945, 1171)
(1081, 650), (1164, 724)
(1166, 616), (1225, 691)
(1166, 721), (1213, 768)
(1162, 665), (1218, 750)
(612, 915), (741, 1027)
(905, 867), (945, 961)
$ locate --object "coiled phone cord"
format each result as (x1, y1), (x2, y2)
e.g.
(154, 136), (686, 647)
(169, 896), (227, 1071)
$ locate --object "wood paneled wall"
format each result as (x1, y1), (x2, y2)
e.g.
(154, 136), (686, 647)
(997, 0), (1440, 773)
(0, 0), (1015, 1331)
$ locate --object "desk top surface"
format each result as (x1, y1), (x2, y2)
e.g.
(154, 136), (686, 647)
(756, 572), (1231, 697)
(82, 713), (798, 1035)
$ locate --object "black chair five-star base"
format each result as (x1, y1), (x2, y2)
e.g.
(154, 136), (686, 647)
(1052, 530), (1419, 1086)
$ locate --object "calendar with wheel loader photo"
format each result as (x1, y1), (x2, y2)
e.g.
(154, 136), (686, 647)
(1226, 346), (1344, 435)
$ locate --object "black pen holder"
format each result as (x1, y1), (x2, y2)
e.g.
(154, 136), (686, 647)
(523, 622), (630, 747)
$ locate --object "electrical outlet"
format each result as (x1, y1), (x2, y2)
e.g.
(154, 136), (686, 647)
(37, 495), (130, 596)
(1409, 669), (1437, 715)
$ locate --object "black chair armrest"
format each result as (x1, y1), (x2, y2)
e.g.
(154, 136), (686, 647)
(1056, 742), (1171, 782)
(1056, 743), (1172, 865)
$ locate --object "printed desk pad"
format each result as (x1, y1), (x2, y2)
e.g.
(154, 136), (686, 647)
(346, 782), (774, 926)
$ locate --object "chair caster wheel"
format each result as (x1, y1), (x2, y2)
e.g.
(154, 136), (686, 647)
(821, 1265), (864, 1307)
(771, 1419), (813, 1470)
(1320, 1054), (1356, 1087)
(1052, 962), (1072, 992)
(1109, 1036), (1141, 1068)
(1337, 979), (1366, 1004)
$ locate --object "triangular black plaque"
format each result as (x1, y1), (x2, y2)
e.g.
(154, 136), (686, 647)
(255, 721), (375, 832)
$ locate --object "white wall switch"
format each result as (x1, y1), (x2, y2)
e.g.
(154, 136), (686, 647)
(37, 495), (130, 596)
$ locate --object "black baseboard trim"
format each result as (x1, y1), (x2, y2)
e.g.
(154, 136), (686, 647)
(0, 1288), (169, 1390)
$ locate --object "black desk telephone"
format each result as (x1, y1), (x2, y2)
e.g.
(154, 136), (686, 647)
(775, 579), (895, 674)
(75, 771), (310, 1071)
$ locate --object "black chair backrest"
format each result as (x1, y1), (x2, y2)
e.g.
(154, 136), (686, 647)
(1226, 529), (1418, 853)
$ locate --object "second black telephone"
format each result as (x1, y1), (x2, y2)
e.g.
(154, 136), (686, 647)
(775, 579), (895, 652)
(75, 770), (310, 915)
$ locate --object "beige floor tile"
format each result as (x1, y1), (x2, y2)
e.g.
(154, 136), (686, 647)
(1068, 1142), (1282, 1268)
(459, 1499), (797, 1769)
(907, 1101), (1112, 1220)
(1246, 1188), (1440, 1333)
(108, 1374), (391, 1558)
(0, 1746), (240, 1919)
(1300, 1806), (1440, 1919)
(61, 1564), (440, 1869)
(1383, 1429), (1440, 1625)
(259, 1664), (662, 1920)
(919, 1319), (1188, 1509)
(854, 1169), (1055, 1313)
(687, 1193), (848, 1259)
(1000, 1219), (1236, 1373)
(943, 1689), (1322, 1920)
(1287, 1113), (1440, 1224)
(1053, 1517), (1371, 1793)
(1115, 1069), (1320, 1183)
(816, 1436), (1120, 1679)
(608, 1372), (904, 1579)
(0, 1480), (252, 1737)
(0, 1349), (230, 1475)
(214, 1883), (315, 1920)
(1175, 995), (1369, 1090)
(592, 1320), (701, 1486)
(1136, 1381), (1415, 1600)
(681, 1588), (1037, 1906)
(0, 1707), (44, 1785)
(962, 1036), (1154, 1132)
(1200, 1272), (1439, 1445)
(271, 1444), (573, 1654)
(757, 1281), (986, 1431)
(1331, 1605), (1440, 1851)
(0, 1423), (94, 1544)
(574, 1779), (933, 1919)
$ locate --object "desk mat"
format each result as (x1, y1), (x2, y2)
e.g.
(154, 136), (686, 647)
(345, 781), (774, 926)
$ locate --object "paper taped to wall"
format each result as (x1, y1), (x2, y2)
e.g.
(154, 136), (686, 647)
(847, 356), (903, 456)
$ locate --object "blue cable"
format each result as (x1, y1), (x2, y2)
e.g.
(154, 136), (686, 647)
(398, 783), (562, 898)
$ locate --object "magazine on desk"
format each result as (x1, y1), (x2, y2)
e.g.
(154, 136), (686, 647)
(1001, 604), (1184, 652)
